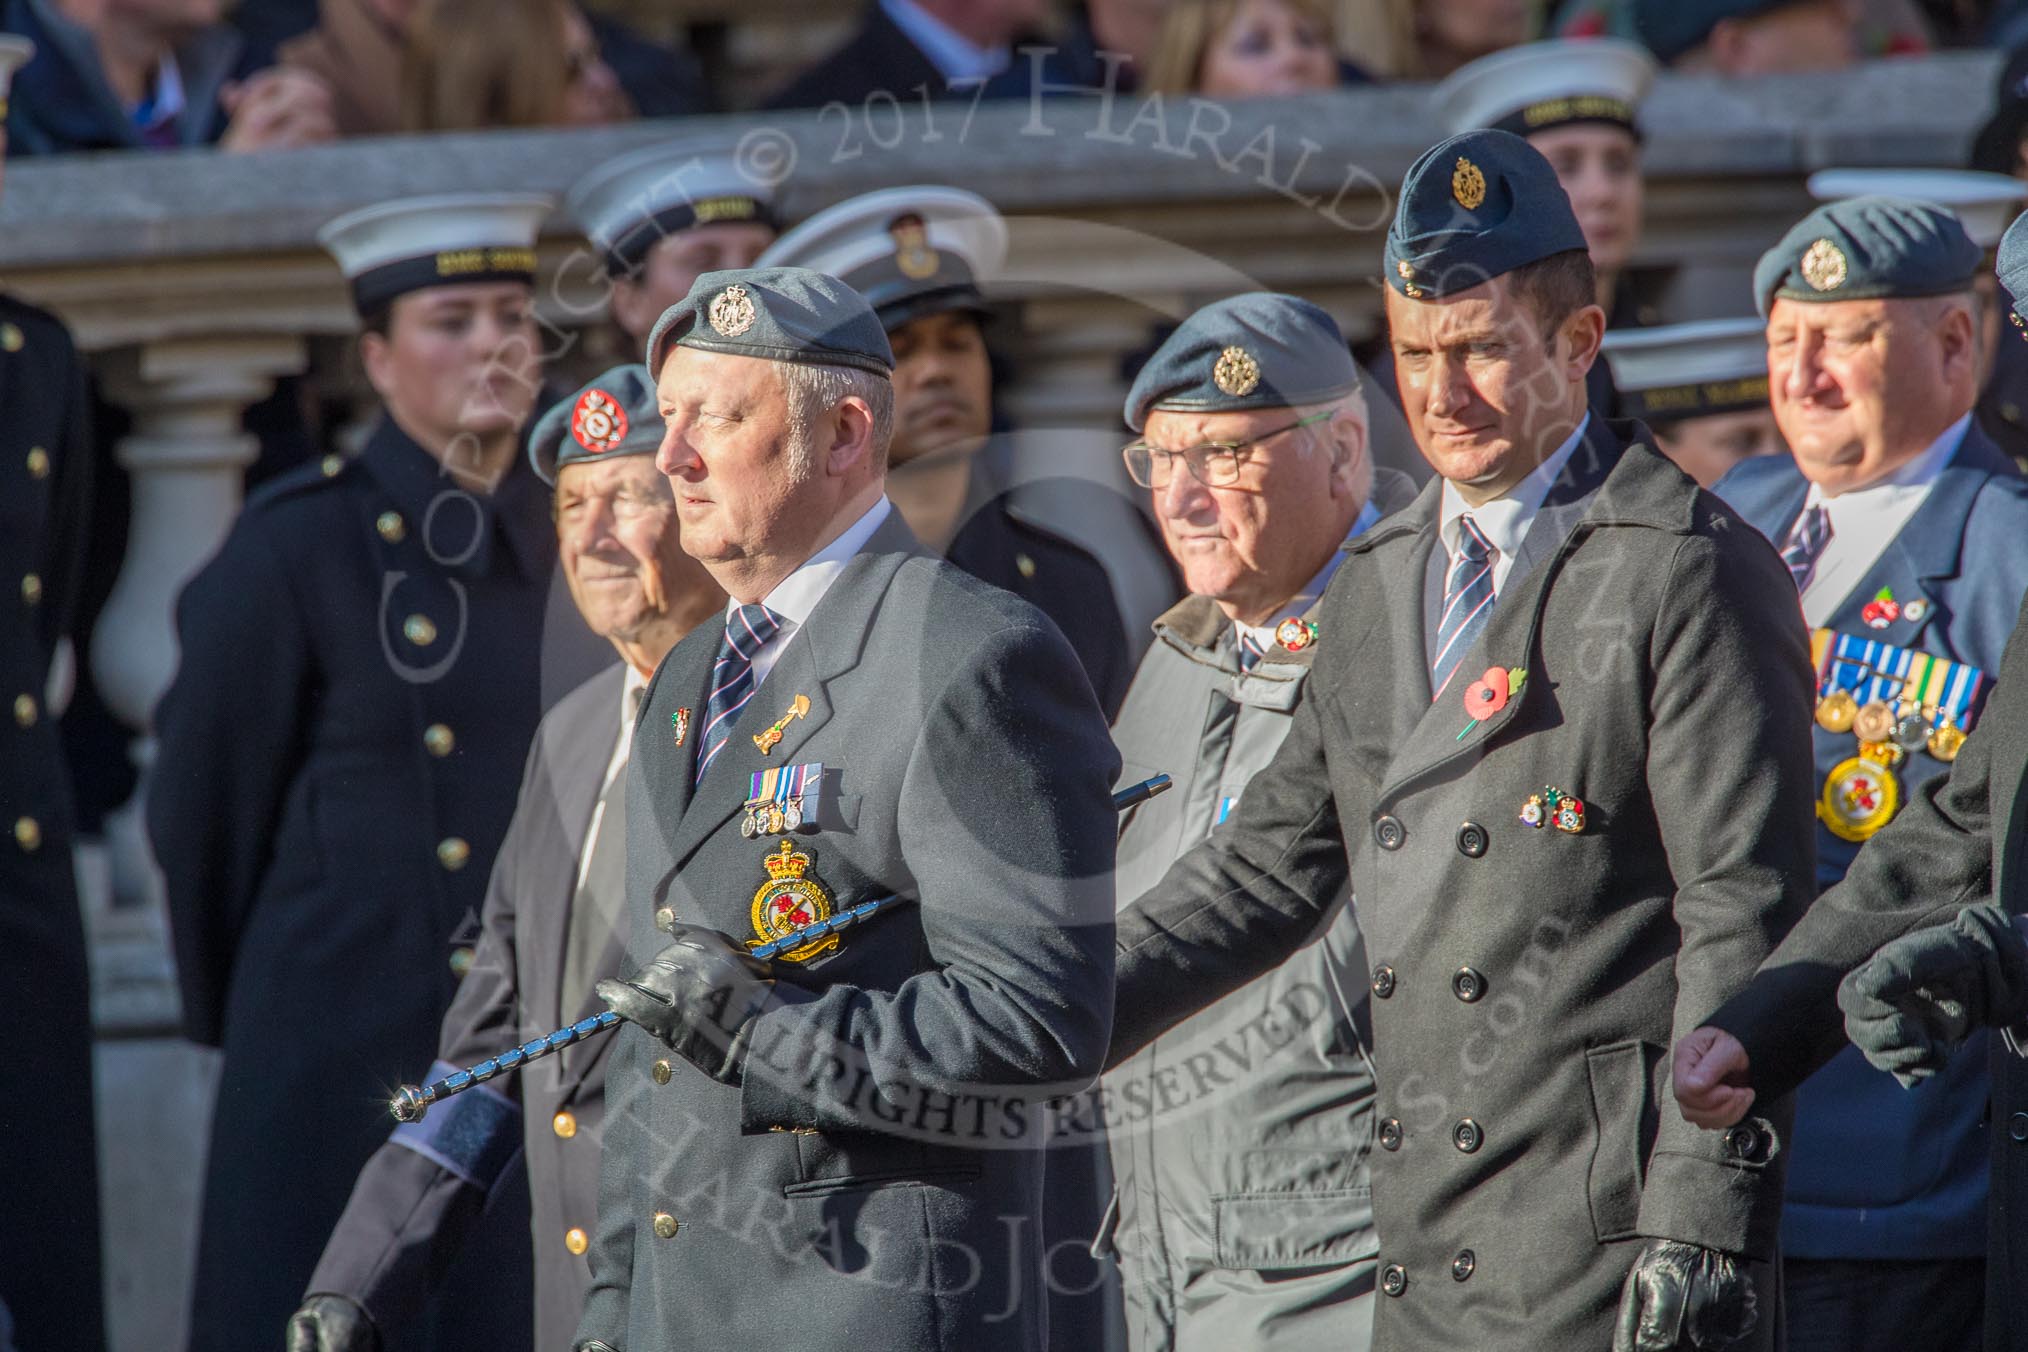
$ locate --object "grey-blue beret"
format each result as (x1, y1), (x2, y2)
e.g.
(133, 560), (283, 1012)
(1124, 293), (1359, 433)
(1384, 129), (1588, 303)
(644, 266), (895, 379)
(528, 363), (662, 486)
(1753, 196), (1981, 319)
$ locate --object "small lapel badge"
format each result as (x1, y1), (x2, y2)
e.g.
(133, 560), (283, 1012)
(672, 707), (691, 747)
(1274, 617), (1318, 652)
(1520, 786), (1585, 834)
(754, 693), (812, 755)
(1861, 587), (1901, 630)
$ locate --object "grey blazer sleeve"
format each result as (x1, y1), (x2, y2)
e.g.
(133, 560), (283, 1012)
(303, 738), (541, 1326)
(739, 618), (1120, 1132)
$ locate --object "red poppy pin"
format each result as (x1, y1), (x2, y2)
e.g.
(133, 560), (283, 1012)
(1458, 667), (1528, 740)
(572, 388), (628, 454)
(1861, 587), (1900, 630)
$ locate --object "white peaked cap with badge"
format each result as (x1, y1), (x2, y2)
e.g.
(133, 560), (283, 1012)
(565, 143), (777, 277)
(1434, 37), (1657, 138)
(1808, 168), (2027, 252)
(757, 185), (1008, 328)
(1603, 318), (1771, 422)
(317, 192), (552, 314)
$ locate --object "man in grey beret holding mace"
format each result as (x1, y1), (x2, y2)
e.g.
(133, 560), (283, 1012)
(1100, 129), (1818, 1351)
(572, 267), (1120, 1352)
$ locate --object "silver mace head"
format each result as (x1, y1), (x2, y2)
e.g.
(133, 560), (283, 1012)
(389, 1085), (431, 1123)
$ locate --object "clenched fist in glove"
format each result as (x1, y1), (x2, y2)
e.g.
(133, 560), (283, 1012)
(1613, 1240), (1758, 1352)
(1838, 901), (2028, 1085)
(597, 924), (775, 1083)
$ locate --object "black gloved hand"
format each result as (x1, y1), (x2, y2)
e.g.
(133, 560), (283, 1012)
(285, 1294), (379, 1352)
(1612, 1240), (1757, 1352)
(1838, 902), (2028, 1086)
(597, 924), (775, 1084)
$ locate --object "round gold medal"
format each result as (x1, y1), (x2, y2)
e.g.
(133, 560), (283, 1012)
(1928, 722), (1967, 762)
(1815, 690), (1858, 734)
(1818, 755), (1900, 843)
(1852, 700), (1896, 745)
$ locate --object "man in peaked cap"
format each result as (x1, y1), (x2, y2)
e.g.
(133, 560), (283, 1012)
(1632, 0), (1860, 72)
(0, 31), (105, 1352)
(1099, 128), (1816, 1351)
(1093, 292), (1419, 1352)
(1603, 318), (1784, 487)
(151, 192), (565, 1352)
(573, 267), (1118, 1352)
(1672, 198), (2028, 1352)
(566, 145), (779, 357)
(759, 184), (1151, 714)
(287, 367), (724, 1352)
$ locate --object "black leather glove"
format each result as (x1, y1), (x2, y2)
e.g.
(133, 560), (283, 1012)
(1838, 902), (2028, 1086)
(597, 924), (775, 1084)
(285, 1294), (379, 1352)
(1612, 1240), (1757, 1352)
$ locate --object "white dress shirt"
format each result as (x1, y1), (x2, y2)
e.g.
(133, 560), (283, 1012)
(1798, 415), (1968, 628)
(733, 495), (894, 691)
(576, 663), (647, 891)
(1436, 415), (1589, 595)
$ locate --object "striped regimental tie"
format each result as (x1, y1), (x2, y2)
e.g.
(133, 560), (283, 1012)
(695, 603), (781, 785)
(1781, 503), (1833, 594)
(1430, 513), (1496, 699)
(1237, 630), (1266, 672)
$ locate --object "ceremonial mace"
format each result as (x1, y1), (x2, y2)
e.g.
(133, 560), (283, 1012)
(389, 773), (1173, 1123)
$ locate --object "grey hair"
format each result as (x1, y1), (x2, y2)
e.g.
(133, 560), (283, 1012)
(778, 362), (896, 477)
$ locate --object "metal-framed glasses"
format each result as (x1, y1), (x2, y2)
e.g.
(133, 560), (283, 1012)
(1122, 408), (1334, 489)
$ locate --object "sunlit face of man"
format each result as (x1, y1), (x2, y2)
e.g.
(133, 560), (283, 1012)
(1386, 273), (1603, 501)
(362, 281), (541, 454)
(887, 310), (993, 465)
(610, 222), (778, 345)
(1653, 408), (1786, 489)
(1531, 124), (1643, 283)
(1141, 402), (1366, 623)
(1766, 293), (1977, 497)
(555, 453), (717, 648)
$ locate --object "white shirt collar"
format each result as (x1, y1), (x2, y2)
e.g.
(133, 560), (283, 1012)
(1437, 414), (1589, 592)
(878, 0), (1009, 79)
(1804, 413), (1969, 510)
(133, 52), (186, 130)
(748, 495), (893, 626)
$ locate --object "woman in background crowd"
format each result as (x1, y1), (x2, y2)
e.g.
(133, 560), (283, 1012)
(401, 0), (629, 131)
(1146, 0), (1346, 94)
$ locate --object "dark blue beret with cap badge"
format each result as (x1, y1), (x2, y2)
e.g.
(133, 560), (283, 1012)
(644, 266), (895, 380)
(1124, 292), (1360, 433)
(1752, 195), (1982, 319)
(528, 363), (663, 485)
(1384, 129), (1589, 303)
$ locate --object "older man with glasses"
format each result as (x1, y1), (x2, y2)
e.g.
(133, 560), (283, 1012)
(1095, 292), (1416, 1352)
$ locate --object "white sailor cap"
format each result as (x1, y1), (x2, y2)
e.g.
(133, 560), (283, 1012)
(565, 144), (778, 280)
(1807, 168), (2027, 252)
(1603, 318), (1770, 423)
(318, 192), (552, 317)
(1435, 38), (1657, 140)
(0, 34), (33, 114)
(756, 185), (1008, 333)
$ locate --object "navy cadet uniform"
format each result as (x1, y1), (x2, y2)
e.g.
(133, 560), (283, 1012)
(150, 194), (564, 1352)
(0, 36), (105, 1352)
(758, 185), (1147, 715)
(294, 368), (679, 1352)
(1602, 318), (1783, 488)
(1101, 131), (1817, 1351)
(1712, 197), (2028, 1352)
(1431, 37), (1661, 420)
(1098, 295), (1421, 1352)
(575, 269), (1119, 1352)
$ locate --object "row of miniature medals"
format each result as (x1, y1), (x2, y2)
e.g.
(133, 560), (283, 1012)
(1812, 627), (1985, 843)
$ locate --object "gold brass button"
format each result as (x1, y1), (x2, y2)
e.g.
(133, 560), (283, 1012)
(13, 693), (35, 727)
(1, 322), (23, 352)
(403, 614), (438, 646)
(25, 447), (49, 479)
(651, 1060), (673, 1085)
(553, 1111), (577, 1139)
(21, 573), (41, 606)
(564, 1226), (589, 1256)
(423, 723), (455, 757)
(321, 454), (344, 477)
(376, 511), (406, 544)
(437, 836), (471, 871)
(654, 906), (676, 931)
(1015, 553), (1037, 580)
(448, 945), (475, 977)
(14, 817), (40, 851)
(651, 1212), (679, 1239)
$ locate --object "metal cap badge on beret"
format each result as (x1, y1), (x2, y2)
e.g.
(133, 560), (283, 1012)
(1603, 318), (1770, 423)
(757, 185), (1008, 333)
(528, 363), (663, 485)
(1435, 38), (1656, 140)
(1994, 210), (2028, 339)
(1753, 195), (1982, 319)
(1808, 168), (2025, 252)
(318, 192), (552, 317)
(566, 144), (778, 280)
(643, 266), (895, 380)
(1124, 292), (1359, 433)
(1384, 129), (1588, 302)
(1632, 0), (1796, 64)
